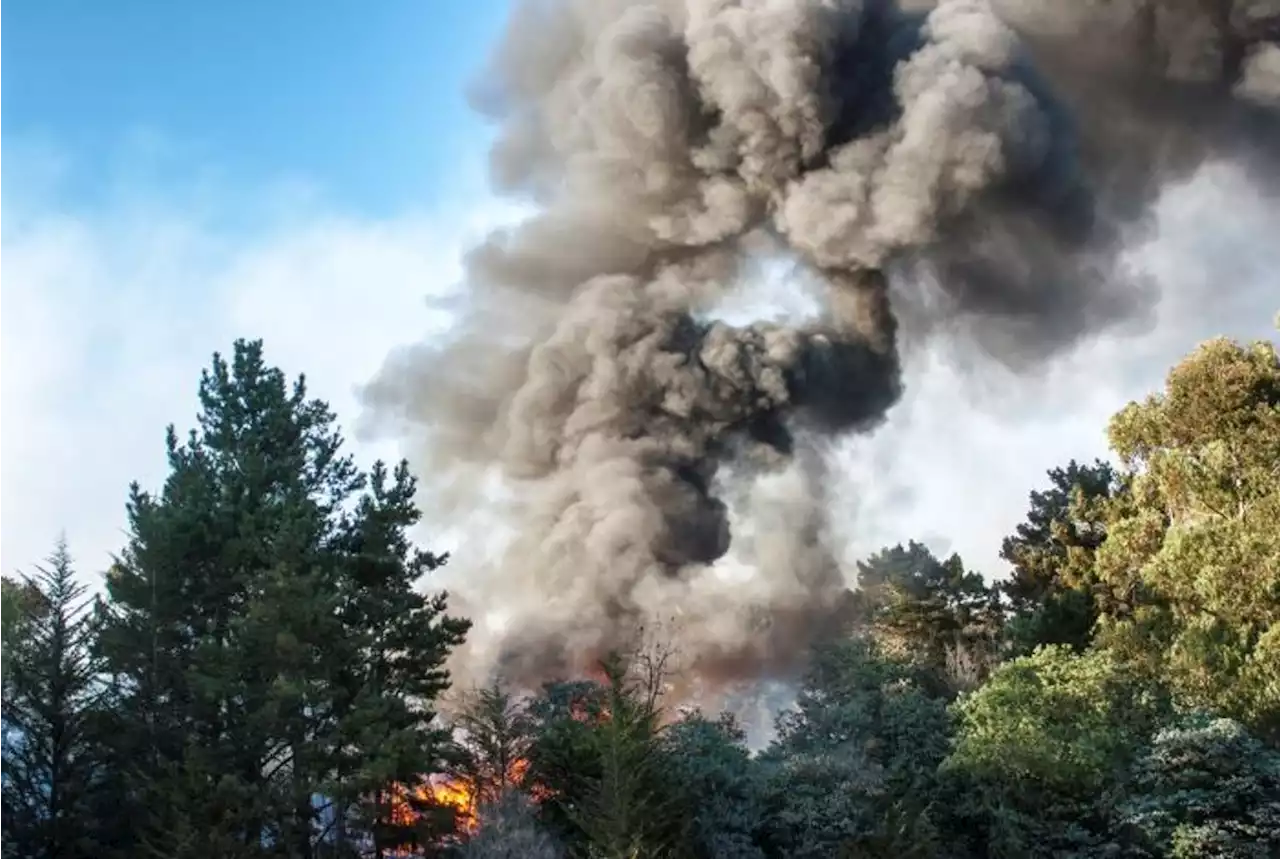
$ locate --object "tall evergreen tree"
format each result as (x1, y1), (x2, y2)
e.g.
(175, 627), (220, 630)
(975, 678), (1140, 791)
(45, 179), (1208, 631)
(2, 576), (45, 699)
(855, 542), (1001, 689)
(449, 682), (538, 817)
(567, 657), (685, 859)
(525, 657), (687, 858)
(1, 540), (105, 859)
(760, 638), (952, 859)
(329, 460), (470, 856)
(94, 339), (468, 858)
(999, 459), (1120, 654)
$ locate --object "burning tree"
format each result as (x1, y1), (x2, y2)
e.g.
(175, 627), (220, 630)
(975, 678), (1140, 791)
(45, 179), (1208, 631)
(380, 651), (682, 856)
(448, 684), (540, 813)
(379, 685), (544, 853)
(518, 655), (688, 857)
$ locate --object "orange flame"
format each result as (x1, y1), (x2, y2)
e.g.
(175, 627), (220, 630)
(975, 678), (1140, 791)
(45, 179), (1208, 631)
(426, 773), (479, 833)
(386, 758), (541, 839)
(570, 698), (613, 724)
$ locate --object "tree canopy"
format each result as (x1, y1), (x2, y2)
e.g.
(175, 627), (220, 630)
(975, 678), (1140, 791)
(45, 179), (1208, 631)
(4, 331), (1276, 858)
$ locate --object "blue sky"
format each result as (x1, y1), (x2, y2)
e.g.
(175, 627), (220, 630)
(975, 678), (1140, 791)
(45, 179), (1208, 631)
(1, 0), (523, 580)
(2, 2), (1277, 592)
(4, 0), (508, 216)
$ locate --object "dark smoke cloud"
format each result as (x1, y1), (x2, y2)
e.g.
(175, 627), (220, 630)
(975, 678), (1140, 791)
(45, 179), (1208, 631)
(985, 0), (1280, 200)
(363, 0), (1280, 691)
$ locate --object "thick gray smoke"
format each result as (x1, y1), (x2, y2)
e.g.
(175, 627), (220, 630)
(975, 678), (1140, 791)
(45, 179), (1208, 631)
(364, 0), (1279, 691)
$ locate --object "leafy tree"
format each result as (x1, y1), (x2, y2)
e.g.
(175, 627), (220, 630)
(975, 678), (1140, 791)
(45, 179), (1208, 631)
(942, 645), (1169, 858)
(759, 638), (952, 859)
(6, 320), (1271, 858)
(1118, 714), (1280, 857)
(1, 540), (106, 859)
(947, 645), (1166, 796)
(1093, 336), (1280, 739)
(999, 460), (1121, 654)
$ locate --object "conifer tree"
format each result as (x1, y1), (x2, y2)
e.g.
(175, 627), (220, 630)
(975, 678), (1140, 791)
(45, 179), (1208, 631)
(2, 576), (44, 695)
(1, 539), (105, 859)
(568, 656), (684, 859)
(329, 459), (470, 856)
(999, 459), (1120, 654)
(1119, 715), (1280, 856)
(855, 542), (1000, 689)
(449, 682), (537, 815)
(94, 339), (468, 857)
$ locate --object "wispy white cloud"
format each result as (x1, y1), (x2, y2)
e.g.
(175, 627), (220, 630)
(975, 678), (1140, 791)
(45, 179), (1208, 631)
(1, 142), (518, 581)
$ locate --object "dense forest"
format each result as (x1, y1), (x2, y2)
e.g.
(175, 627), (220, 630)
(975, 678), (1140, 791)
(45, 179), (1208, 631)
(3, 331), (1278, 859)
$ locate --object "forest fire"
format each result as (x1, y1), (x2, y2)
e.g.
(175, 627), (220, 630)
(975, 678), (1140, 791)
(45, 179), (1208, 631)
(425, 773), (479, 833)
(388, 757), (537, 840)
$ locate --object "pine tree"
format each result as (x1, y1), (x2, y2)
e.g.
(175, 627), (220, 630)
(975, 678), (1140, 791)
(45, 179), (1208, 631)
(2, 576), (46, 710)
(328, 459), (470, 856)
(525, 657), (687, 858)
(855, 542), (1000, 690)
(998, 459), (1120, 654)
(94, 339), (469, 857)
(450, 682), (537, 815)
(1, 539), (105, 859)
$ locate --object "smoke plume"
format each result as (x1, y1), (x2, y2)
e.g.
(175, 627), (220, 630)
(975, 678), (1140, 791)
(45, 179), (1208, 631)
(363, 0), (1279, 691)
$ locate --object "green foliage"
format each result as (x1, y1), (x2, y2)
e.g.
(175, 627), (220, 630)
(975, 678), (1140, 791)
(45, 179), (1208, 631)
(567, 657), (686, 859)
(7, 331), (1275, 858)
(1, 576), (45, 695)
(328, 458), (472, 852)
(1095, 337), (1280, 739)
(1, 540), (107, 859)
(0, 578), (18, 859)
(573, 673), (675, 857)
(948, 646), (1167, 794)
(1119, 714), (1280, 858)
(526, 679), (613, 847)
(450, 683), (537, 817)
(662, 713), (766, 859)
(93, 339), (467, 857)
(999, 459), (1121, 655)
(942, 646), (1170, 858)
(518, 655), (695, 859)
(855, 542), (1001, 691)
(759, 638), (952, 859)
